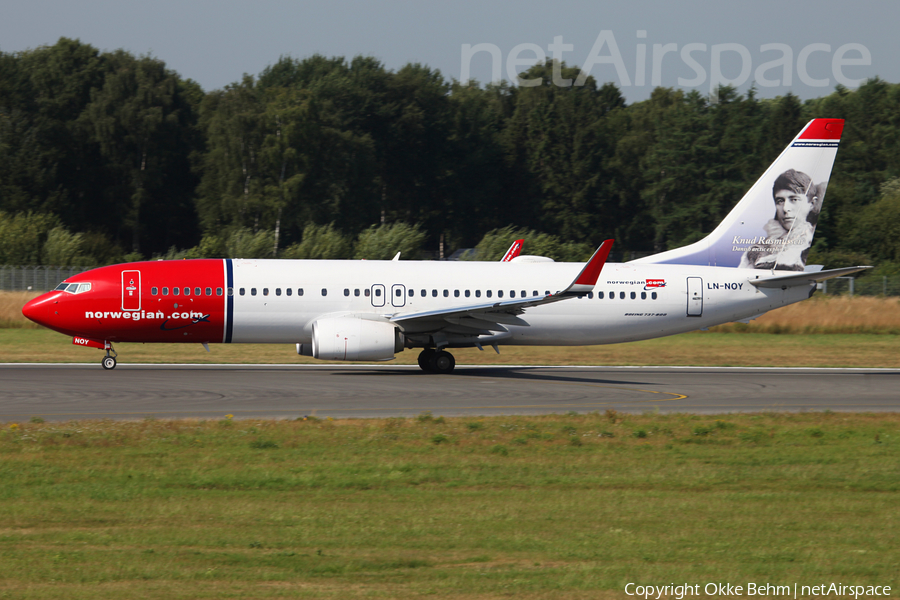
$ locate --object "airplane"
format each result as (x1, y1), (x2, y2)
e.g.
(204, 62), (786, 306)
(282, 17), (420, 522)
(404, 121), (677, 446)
(23, 118), (869, 374)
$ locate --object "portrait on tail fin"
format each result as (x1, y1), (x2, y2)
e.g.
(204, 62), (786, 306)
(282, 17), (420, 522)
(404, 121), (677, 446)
(739, 169), (825, 271)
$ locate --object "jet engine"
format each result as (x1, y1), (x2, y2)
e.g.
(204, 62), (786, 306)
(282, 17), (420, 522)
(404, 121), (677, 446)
(311, 317), (403, 361)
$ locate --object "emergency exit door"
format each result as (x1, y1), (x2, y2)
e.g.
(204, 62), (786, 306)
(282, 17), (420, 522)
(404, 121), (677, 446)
(686, 277), (703, 317)
(122, 269), (141, 311)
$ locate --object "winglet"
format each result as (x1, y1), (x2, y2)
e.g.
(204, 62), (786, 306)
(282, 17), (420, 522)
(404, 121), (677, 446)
(561, 239), (614, 294)
(501, 239), (524, 262)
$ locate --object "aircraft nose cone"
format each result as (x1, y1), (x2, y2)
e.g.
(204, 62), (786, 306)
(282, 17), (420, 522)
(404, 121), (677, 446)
(22, 294), (52, 327)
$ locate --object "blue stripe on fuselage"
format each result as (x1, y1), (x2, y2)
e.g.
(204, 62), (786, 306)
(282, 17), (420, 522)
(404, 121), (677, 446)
(225, 259), (234, 343)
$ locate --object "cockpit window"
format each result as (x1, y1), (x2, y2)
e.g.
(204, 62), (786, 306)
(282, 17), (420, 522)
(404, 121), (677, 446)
(58, 282), (92, 294)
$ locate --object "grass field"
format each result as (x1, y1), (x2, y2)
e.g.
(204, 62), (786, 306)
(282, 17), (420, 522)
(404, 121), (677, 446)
(0, 413), (896, 599)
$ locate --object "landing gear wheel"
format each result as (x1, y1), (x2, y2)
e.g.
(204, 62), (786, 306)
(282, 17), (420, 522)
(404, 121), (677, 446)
(417, 349), (436, 372)
(102, 356), (117, 370)
(429, 350), (455, 374)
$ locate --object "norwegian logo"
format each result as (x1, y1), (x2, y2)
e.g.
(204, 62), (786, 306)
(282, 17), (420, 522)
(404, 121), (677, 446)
(644, 279), (666, 290)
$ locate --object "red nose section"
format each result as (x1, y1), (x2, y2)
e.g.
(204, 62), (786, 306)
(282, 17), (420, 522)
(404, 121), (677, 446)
(22, 294), (55, 327)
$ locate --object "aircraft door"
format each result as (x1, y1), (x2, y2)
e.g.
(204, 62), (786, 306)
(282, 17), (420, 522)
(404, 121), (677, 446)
(370, 284), (385, 307)
(391, 284), (406, 308)
(122, 269), (141, 311)
(686, 277), (703, 317)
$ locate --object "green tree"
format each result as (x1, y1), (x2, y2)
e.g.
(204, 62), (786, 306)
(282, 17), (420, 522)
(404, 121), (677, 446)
(354, 222), (426, 260)
(281, 223), (353, 259)
(469, 226), (592, 262)
(225, 228), (276, 258)
(42, 227), (91, 266)
(0, 211), (60, 264)
(83, 51), (200, 254)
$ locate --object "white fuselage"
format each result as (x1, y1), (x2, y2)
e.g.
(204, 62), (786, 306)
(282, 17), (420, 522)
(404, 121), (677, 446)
(228, 259), (810, 346)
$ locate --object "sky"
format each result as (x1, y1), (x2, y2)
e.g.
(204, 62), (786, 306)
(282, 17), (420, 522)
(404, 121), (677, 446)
(1, 0), (897, 102)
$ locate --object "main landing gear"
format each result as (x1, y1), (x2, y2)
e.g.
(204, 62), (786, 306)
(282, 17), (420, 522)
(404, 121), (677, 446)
(101, 343), (118, 370)
(417, 348), (456, 374)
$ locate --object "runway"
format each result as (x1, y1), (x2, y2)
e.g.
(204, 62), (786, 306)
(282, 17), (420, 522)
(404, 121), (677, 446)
(0, 364), (898, 421)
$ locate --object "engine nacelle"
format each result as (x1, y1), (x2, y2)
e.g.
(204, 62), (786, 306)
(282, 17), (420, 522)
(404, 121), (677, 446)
(311, 317), (403, 361)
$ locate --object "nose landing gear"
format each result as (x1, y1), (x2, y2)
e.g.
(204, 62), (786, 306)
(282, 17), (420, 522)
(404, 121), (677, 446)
(417, 348), (455, 374)
(101, 343), (118, 370)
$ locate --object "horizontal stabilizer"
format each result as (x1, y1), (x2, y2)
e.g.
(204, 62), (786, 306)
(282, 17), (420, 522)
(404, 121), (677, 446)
(749, 266), (871, 289)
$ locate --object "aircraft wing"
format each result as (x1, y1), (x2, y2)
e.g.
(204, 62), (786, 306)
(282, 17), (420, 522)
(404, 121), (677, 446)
(391, 240), (613, 335)
(749, 266), (871, 289)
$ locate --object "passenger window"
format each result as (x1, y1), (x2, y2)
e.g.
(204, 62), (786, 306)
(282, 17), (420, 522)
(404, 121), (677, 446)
(609, 291), (614, 299)
(545, 291), (550, 295)
(222, 288), (227, 296)
(239, 288), (245, 296)
(321, 288), (327, 296)
(641, 292), (647, 299)
(163, 287), (169, 296)
(630, 292), (636, 299)
(345, 289), (351, 297)
(205, 287), (212, 296)
(486, 290), (492, 298)
(510, 291), (515, 298)
(276, 288), (282, 296)
(395, 289), (401, 297)
(263, 288), (269, 296)
(375, 289), (381, 297)
(465, 290), (470, 297)
(498, 290), (503, 298)
(184, 287), (190, 296)
(173, 287), (180, 296)
(364, 289), (369, 297)
(533, 291), (538, 296)
(521, 290), (526, 297)
(298, 288), (304, 296)
(454, 290), (460, 297)
(598, 291), (604, 299)
(251, 288), (257, 296)
(652, 292), (658, 300)
(194, 287), (201, 296)
(420, 289), (426, 297)
(619, 292), (625, 299)
(151, 287), (158, 295)
(432, 290), (437, 297)
(355, 289), (360, 297)
(286, 288), (292, 296)
(443, 290), (449, 297)
(475, 290), (481, 298)
(588, 292), (594, 299)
